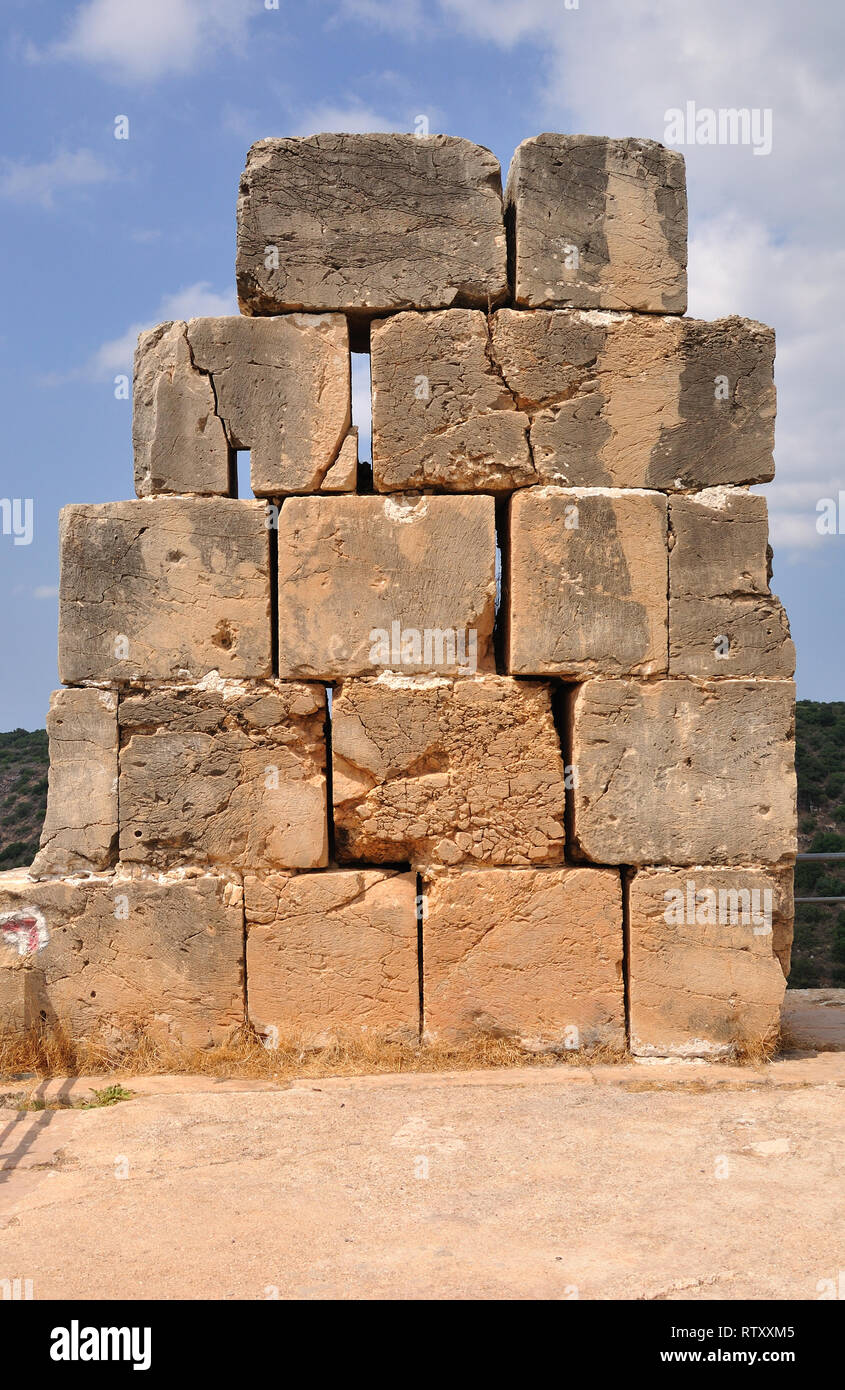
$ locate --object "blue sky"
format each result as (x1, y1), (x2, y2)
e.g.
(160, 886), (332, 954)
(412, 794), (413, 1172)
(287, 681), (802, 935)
(1, 0), (843, 728)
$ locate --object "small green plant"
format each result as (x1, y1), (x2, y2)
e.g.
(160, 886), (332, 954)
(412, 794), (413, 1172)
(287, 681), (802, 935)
(81, 1084), (133, 1108)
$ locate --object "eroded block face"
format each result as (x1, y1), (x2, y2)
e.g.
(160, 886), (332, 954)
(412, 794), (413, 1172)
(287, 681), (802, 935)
(490, 310), (775, 490)
(332, 676), (567, 867)
(245, 869), (418, 1045)
(570, 679), (796, 866)
(186, 314), (352, 496)
(236, 134), (508, 322)
(0, 871), (244, 1046)
(628, 868), (790, 1057)
(371, 310), (533, 492)
(276, 495), (496, 679)
(669, 490), (795, 677)
(31, 689), (118, 878)
(505, 134), (687, 312)
(508, 487), (668, 677)
(133, 321), (230, 497)
(119, 681), (327, 870)
(58, 499), (272, 682)
(423, 867), (624, 1048)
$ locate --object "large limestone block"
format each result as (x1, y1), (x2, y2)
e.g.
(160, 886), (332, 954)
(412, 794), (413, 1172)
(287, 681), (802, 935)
(570, 678), (796, 866)
(186, 314), (353, 496)
(423, 867), (625, 1048)
(370, 310), (534, 492)
(30, 690), (118, 878)
(276, 494), (496, 679)
(133, 321), (230, 497)
(628, 868), (790, 1056)
(119, 680), (327, 870)
(490, 310), (775, 490)
(505, 134), (687, 312)
(669, 489), (795, 677)
(332, 675), (567, 866)
(508, 487), (668, 677)
(245, 869), (418, 1045)
(0, 871), (244, 1047)
(58, 499), (272, 682)
(236, 134), (508, 332)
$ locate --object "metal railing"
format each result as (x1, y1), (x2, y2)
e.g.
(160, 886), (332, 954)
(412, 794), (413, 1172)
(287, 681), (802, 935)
(794, 851), (845, 903)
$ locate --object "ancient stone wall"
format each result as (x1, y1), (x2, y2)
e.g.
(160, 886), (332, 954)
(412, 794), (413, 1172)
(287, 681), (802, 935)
(0, 132), (796, 1058)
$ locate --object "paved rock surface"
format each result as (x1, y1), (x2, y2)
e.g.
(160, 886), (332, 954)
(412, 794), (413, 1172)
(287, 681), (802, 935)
(245, 869), (418, 1045)
(332, 675), (567, 866)
(505, 134), (687, 312)
(30, 689), (118, 877)
(236, 135), (508, 326)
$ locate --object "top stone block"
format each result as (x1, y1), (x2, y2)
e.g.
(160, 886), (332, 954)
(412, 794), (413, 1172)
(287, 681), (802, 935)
(505, 134), (687, 313)
(236, 134), (508, 330)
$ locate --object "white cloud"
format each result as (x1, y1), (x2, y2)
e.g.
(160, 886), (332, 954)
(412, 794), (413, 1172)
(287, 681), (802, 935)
(40, 0), (258, 83)
(0, 148), (111, 209)
(291, 103), (400, 136)
(32, 586), (59, 600)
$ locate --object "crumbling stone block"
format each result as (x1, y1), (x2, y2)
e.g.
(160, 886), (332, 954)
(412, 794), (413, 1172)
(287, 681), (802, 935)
(490, 310), (775, 490)
(276, 495), (496, 679)
(236, 135), (508, 331)
(119, 680), (327, 870)
(669, 489), (795, 677)
(245, 869), (418, 1045)
(508, 486), (668, 677)
(371, 310), (534, 492)
(570, 678), (796, 866)
(30, 689), (118, 878)
(133, 321), (230, 497)
(0, 870), (244, 1047)
(423, 867), (624, 1048)
(628, 867), (790, 1056)
(58, 499), (272, 682)
(332, 675), (567, 866)
(505, 134), (687, 312)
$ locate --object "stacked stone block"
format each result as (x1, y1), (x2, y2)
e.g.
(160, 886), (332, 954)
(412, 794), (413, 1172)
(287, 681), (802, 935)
(0, 132), (796, 1058)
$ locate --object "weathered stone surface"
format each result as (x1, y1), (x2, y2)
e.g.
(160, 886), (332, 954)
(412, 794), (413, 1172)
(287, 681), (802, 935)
(423, 867), (624, 1048)
(508, 487), (668, 677)
(371, 310), (534, 492)
(669, 489), (795, 677)
(276, 495), (496, 679)
(0, 871), (243, 1046)
(505, 134), (687, 312)
(570, 679), (796, 866)
(490, 310), (775, 489)
(629, 867), (790, 1056)
(245, 869), (418, 1045)
(321, 426), (358, 492)
(133, 321), (230, 497)
(236, 135), (508, 327)
(332, 675), (567, 866)
(186, 314), (352, 496)
(119, 680), (327, 870)
(59, 499), (272, 683)
(30, 690), (118, 878)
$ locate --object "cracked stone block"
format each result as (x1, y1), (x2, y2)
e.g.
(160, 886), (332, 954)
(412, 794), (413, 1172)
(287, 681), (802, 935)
(371, 310), (534, 492)
(332, 675), (567, 867)
(30, 690), (118, 878)
(321, 426), (358, 492)
(236, 135), (508, 333)
(58, 499), (272, 683)
(186, 314), (352, 496)
(628, 867), (790, 1057)
(133, 321), (230, 497)
(490, 310), (775, 490)
(505, 134), (687, 312)
(669, 489), (795, 677)
(276, 494), (496, 679)
(245, 869), (418, 1045)
(423, 866), (624, 1048)
(508, 486), (668, 677)
(569, 678), (797, 866)
(119, 680), (327, 871)
(0, 870), (244, 1047)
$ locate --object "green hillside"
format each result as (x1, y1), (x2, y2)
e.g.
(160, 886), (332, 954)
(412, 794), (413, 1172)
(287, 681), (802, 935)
(0, 728), (49, 871)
